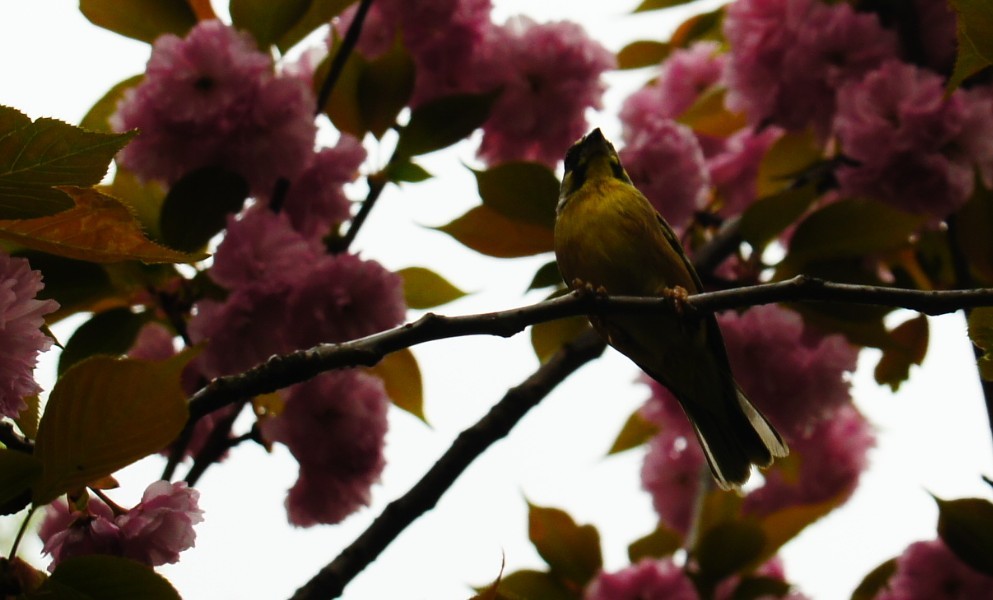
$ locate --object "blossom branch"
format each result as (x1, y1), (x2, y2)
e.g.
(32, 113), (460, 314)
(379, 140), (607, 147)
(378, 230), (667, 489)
(315, 0), (375, 115)
(187, 276), (993, 421)
(288, 329), (607, 600)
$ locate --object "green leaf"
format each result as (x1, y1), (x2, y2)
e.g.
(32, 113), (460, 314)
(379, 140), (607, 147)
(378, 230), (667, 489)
(729, 576), (792, 600)
(316, 37), (366, 137)
(358, 40), (416, 138)
(956, 182), (993, 284)
(496, 570), (575, 600)
(277, 0), (355, 53)
(528, 503), (602, 588)
(948, 0), (993, 91)
(616, 40), (671, 69)
(935, 496), (993, 576)
(755, 130), (822, 198)
(0, 106), (136, 219)
(530, 316), (590, 363)
(385, 159), (432, 183)
(366, 348), (425, 421)
(436, 205), (554, 258)
(158, 166), (248, 252)
(739, 184), (819, 249)
(14, 394), (42, 440)
(58, 308), (152, 375)
(0, 187), (206, 264)
(851, 558), (898, 600)
(608, 409), (659, 455)
(0, 448), (43, 506)
(676, 87), (747, 137)
(107, 168), (168, 241)
(634, 0), (698, 11)
(33, 555), (180, 600)
(474, 162), (560, 229)
(230, 0), (310, 49)
(32, 351), (194, 504)
(694, 520), (765, 582)
(398, 266), (467, 309)
(528, 261), (562, 291)
(79, 0), (197, 44)
(874, 315), (929, 391)
(16, 251), (115, 322)
(968, 307), (993, 380)
(627, 524), (682, 563)
(779, 199), (925, 273)
(80, 75), (144, 133)
(395, 91), (500, 159)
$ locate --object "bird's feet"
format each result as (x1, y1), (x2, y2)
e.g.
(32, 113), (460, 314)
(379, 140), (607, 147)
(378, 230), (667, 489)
(660, 285), (690, 316)
(571, 278), (608, 299)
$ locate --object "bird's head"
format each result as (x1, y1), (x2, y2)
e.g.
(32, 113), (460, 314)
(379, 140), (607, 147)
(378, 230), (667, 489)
(558, 128), (632, 212)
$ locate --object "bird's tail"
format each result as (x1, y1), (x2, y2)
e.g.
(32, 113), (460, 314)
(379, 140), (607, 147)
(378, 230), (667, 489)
(684, 386), (788, 492)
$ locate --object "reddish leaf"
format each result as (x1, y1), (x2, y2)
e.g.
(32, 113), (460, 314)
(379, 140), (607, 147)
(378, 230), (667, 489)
(627, 524), (683, 563)
(874, 315), (929, 391)
(616, 41), (670, 69)
(436, 205), (554, 258)
(608, 409), (659, 455)
(79, 0), (197, 44)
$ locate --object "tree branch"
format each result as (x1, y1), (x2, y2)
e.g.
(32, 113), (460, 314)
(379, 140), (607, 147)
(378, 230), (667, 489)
(187, 276), (993, 421)
(314, 0), (374, 115)
(288, 329), (607, 600)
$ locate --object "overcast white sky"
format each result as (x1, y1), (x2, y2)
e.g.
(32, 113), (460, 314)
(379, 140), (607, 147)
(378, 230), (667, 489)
(2, 2), (992, 599)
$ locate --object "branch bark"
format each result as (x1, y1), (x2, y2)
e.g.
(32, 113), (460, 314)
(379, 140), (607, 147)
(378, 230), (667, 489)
(288, 329), (607, 600)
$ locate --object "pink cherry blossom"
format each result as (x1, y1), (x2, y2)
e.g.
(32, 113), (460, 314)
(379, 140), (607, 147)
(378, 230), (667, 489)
(585, 558), (698, 600)
(641, 416), (706, 536)
(0, 253), (58, 418)
(477, 17), (614, 166)
(117, 481), (204, 566)
(706, 126), (783, 217)
(127, 322), (177, 361)
(260, 371), (389, 526)
(621, 42), (726, 125)
(620, 119), (710, 232)
(724, 0), (898, 136)
(834, 60), (993, 218)
(39, 498), (121, 571)
(112, 20), (316, 195)
(878, 539), (993, 600)
(744, 403), (875, 516)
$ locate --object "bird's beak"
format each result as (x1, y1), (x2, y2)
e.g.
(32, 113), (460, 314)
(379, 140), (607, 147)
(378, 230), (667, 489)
(579, 128), (610, 158)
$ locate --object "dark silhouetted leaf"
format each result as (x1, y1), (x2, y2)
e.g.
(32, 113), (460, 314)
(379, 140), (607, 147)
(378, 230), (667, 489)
(695, 521), (765, 582)
(0, 106), (135, 218)
(398, 266), (468, 309)
(496, 570), (574, 600)
(670, 7), (724, 48)
(948, 0), (993, 90)
(58, 308), (153, 375)
(32, 351), (194, 504)
(79, 0), (197, 43)
(395, 91), (500, 159)
(34, 555), (181, 600)
(528, 261), (562, 291)
(730, 576), (792, 600)
(358, 40), (415, 138)
(277, 0), (355, 53)
(616, 40), (671, 69)
(80, 75), (144, 133)
(935, 496), (993, 576)
(528, 503), (602, 588)
(159, 166), (248, 252)
(956, 181), (993, 284)
(0, 448), (42, 506)
(0, 187), (205, 263)
(474, 162), (559, 229)
(608, 409), (659, 455)
(231, 0), (310, 48)
(386, 159), (432, 183)
(531, 316), (590, 363)
(739, 185), (819, 249)
(367, 349), (425, 422)
(969, 307), (993, 380)
(628, 524), (682, 563)
(874, 315), (929, 390)
(316, 35), (366, 137)
(851, 558), (898, 600)
(436, 205), (554, 258)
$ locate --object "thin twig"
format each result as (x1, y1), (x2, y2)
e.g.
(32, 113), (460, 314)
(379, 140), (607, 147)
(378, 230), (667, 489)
(288, 329), (607, 600)
(330, 171), (389, 253)
(183, 401), (247, 486)
(315, 0), (375, 116)
(186, 276), (993, 421)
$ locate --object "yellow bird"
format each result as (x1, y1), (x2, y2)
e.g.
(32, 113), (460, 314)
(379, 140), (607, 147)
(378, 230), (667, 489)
(554, 128), (788, 490)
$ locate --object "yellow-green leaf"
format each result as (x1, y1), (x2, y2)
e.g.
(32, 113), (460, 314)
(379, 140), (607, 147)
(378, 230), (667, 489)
(367, 348), (425, 421)
(874, 315), (929, 391)
(277, 0), (355, 53)
(669, 7), (725, 48)
(474, 162), (560, 229)
(14, 395), (42, 440)
(0, 106), (136, 218)
(969, 307), (993, 380)
(79, 0), (197, 44)
(676, 87), (746, 138)
(607, 409), (659, 455)
(436, 205), (554, 258)
(755, 129), (822, 198)
(33, 555), (181, 600)
(106, 168), (168, 241)
(230, 0), (310, 49)
(635, 0), (697, 11)
(32, 351), (194, 504)
(627, 524), (683, 563)
(0, 187), (206, 264)
(80, 75), (144, 133)
(948, 0), (993, 91)
(616, 40), (671, 69)
(398, 266), (468, 309)
(0, 448), (43, 506)
(528, 503), (602, 588)
(754, 490), (849, 566)
(530, 316), (591, 363)
(316, 34), (366, 138)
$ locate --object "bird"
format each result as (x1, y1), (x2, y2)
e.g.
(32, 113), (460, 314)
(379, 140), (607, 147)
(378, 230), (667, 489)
(553, 128), (788, 491)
